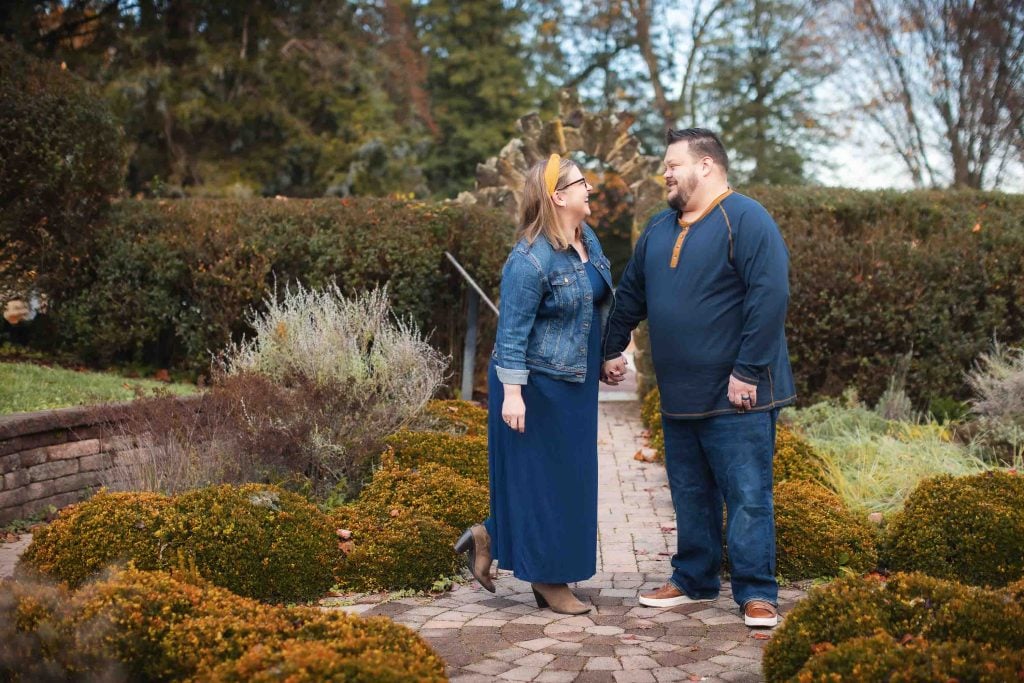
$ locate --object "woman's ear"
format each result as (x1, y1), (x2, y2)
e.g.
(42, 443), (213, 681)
(551, 192), (567, 208)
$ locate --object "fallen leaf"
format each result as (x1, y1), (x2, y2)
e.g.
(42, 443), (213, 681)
(633, 447), (657, 463)
(689, 676), (702, 682)
(972, 222), (981, 232)
(751, 632), (772, 640)
(660, 524), (675, 533)
(389, 508), (400, 517)
(336, 528), (352, 540)
(658, 551), (672, 556)
(338, 541), (354, 554)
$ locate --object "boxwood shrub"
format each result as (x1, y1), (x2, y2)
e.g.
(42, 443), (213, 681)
(357, 458), (489, 534)
(773, 480), (877, 579)
(18, 490), (171, 587)
(881, 470), (1024, 587)
(19, 485), (337, 603)
(330, 505), (461, 593)
(1, 567), (445, 682)
(762, 572), (1024, 682)
(384, 429), (489, 485)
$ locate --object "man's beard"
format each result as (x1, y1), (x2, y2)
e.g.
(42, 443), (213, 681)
(666, 174), (698, 212)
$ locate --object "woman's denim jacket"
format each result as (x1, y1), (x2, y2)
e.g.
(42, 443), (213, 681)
(492, 225), (614, 384)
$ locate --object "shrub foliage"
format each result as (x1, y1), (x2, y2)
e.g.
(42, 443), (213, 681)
(384, 429), (489, 485)
(881, 470), (1024, 587)
(19, 485), (337, 603)
(773, 480), (877, 579)
(0, 567), (446, 682)
(50, 197), (512, 393)
(0, 40), (124, 296)
(763, 572), (1024, 682)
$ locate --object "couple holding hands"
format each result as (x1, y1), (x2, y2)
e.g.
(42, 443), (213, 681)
(454, 128), (796, 628)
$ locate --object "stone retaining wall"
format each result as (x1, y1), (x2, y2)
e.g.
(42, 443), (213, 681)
(0, 404), (141, 523)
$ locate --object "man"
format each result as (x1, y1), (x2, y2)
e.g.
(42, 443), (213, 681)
(601, 128), (795, 628)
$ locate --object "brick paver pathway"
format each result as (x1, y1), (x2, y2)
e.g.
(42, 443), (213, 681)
(341, 401), (807, 683)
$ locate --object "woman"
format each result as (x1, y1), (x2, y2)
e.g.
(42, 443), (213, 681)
(455, 154), (613, 615)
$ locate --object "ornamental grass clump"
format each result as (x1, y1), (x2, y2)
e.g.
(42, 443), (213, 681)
(18, 490), (171, 588)
(357, 457), (489, 534)
(773, 480), (877, 579)
(881, 470), (1024, 587)
(788, 398), (989, 512)
(762, 572), (1024, 683)
(966, 342), (1024, 466)
(640, 388), (665, 461)
(384, 429), (489, 485)
(217, 283), (447, 496)
(330, 505), (461, 592)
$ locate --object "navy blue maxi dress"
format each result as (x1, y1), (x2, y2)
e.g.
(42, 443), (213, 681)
(483, 260), (609, 583)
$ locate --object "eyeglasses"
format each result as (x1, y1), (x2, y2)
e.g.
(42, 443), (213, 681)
(556, 177), (588, 191)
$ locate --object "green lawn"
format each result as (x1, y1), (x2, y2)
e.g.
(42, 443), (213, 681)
(0, 362), (197, 415)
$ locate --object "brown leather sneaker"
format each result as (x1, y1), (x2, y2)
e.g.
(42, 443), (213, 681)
(638, 583), (716, 608)
(743, 599), (778, 627)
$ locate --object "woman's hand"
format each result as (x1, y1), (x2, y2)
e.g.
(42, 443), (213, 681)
(502, 385), (526, 433)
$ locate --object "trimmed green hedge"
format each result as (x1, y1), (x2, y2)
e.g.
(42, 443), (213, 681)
(633, 188), (1024, 406)
(48, 198), (514, 390)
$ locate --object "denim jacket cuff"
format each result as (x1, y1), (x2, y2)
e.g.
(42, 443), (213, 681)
(495, 364), (529, 385)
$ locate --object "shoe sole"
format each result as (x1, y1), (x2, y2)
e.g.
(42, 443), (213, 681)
(638, 594), (716, 608)
(744, 615), (778, 628)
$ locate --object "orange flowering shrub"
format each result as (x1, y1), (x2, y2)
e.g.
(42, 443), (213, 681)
(18, 490), (171, 588)
(384, 429), (489, 485)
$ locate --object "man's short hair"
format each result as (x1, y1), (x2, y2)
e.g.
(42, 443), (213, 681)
(666, 128), (729, 173)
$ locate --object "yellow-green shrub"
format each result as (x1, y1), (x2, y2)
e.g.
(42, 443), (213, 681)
(881, 470), (1024, 587)
(384, 429), (488, 485)
(163, 484), (338, 603)
(762, 572), (1024, 683)
(774, 425), (830, 487)
(357, 458), (489, 534)
(18, 490), (171, 588)
(331, 506), (461, 592)
(774, 480), (878, 579)
(415, 400), (488, 437)
(794, 633), (1024, 682)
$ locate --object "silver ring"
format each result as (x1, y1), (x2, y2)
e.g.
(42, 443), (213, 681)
(741, 394), (750, 400)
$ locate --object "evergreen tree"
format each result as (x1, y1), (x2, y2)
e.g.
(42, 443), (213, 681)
(697, 0), (838, 184)
(416, 0), (537, 197)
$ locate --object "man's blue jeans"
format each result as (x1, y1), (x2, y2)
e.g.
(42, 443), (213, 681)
(661, 409), (779, 607)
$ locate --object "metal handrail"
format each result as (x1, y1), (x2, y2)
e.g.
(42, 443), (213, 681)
(444, 252), (499, 316)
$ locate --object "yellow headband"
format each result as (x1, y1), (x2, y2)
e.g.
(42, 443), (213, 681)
(544, 153), (561, 194)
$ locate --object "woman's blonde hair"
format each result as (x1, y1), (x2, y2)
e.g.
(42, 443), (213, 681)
(517, 156), (581, 250)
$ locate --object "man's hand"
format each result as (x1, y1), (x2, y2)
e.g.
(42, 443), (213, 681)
(601, 356), (628, 385)
(728, 374), (757, 411)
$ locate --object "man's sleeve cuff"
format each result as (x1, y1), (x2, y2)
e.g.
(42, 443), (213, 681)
(603, 351), (623, 362)
(731, 364), (761, 384)
(495, 365), (529, 385)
